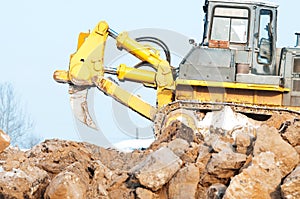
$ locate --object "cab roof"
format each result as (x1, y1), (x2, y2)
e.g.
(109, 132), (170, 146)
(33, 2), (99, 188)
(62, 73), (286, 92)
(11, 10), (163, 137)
(208, 0), (278, 8)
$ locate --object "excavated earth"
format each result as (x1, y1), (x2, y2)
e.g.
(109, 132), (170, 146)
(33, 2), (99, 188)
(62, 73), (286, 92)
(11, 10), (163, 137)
(0, 107), (299, 199)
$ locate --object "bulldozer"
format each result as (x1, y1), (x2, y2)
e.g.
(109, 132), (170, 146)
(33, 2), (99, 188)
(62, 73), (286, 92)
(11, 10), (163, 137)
(54, 0), (300, 138)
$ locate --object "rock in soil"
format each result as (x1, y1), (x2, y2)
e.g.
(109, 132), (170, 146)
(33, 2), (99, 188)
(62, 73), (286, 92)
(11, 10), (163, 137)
(0, 130), (10, 153)
(281, 165), (300, 199)
(129, 147), (183, 191)
(224, 152), (282, 199)
(253, 125), (299, 176)
(0, 108), (299, 198)
(168, 164), (200, 199)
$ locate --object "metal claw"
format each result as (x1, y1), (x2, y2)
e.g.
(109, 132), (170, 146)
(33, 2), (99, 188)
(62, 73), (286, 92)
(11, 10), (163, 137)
(69, 85), (97, 130)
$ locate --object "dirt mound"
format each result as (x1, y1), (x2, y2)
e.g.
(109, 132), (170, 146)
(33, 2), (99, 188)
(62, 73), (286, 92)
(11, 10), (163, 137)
(0, 108), (299, 198)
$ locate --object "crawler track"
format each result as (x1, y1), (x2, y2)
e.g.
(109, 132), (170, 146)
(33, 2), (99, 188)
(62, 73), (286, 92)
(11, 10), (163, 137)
(153, 100), (300, 137)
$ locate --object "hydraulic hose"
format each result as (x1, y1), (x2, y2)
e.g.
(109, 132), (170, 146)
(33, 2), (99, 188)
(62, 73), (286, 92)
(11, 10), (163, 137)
(135, 36), (171, 64)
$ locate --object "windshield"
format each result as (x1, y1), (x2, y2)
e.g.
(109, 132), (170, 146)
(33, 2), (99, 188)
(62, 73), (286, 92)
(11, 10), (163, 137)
(211, 7), (249, 43)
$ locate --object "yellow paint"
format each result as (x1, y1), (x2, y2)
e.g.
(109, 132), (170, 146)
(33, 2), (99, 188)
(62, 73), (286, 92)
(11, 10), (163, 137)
(54, 20), (176, 125)
(157, 87), (173, 108)
(176, 84), (284, 106)
(176, 79), (289, 92)
(116, 32), (175, 107)
(53, 70), (70, 83)
(69, 21), (109, 85)
(116, 32), (162, 68)
(94, 77), (157, 121)
(77, 32), (90, 50)
(117, 64), (156, 84)
(163, 109), (198, 133)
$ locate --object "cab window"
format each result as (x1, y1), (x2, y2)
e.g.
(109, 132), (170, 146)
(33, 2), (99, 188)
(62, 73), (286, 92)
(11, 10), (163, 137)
(257, 9), (273, 64)
(211, 7), (249, 43)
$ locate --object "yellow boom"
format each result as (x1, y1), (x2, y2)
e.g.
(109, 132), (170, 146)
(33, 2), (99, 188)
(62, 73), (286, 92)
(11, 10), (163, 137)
(54, 21), (175, 127)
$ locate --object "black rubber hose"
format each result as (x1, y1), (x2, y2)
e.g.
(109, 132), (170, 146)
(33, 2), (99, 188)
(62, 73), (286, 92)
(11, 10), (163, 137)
(134, 36), (178, 79)
(135, 36), (171, 64)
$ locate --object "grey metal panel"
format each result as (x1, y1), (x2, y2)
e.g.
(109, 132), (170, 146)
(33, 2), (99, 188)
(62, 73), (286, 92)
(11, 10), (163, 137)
(179, 64), (236, 82)
(282, 48), (300, 106)
(280, 50), (293, 79)
(236, 74), (281, 85)
(179, 47), (235, 82)
(290, 96), (300, 106)
(182, 47), (234, 68)
(282, 49), (292, 106)
(275, 48), (282, 75)
(283, 84), (292, 106)
(235, 50), (251, 64)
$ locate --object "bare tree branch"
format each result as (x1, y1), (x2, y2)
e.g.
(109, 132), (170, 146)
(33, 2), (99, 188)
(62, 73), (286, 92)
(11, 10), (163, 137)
(0, 82), (40, 148)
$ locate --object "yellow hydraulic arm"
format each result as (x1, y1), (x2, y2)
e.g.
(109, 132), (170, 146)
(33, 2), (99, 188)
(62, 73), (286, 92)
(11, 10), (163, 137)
(54, 21), (175, 128)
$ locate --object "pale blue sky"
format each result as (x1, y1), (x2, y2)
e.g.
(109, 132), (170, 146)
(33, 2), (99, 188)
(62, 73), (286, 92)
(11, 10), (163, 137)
(0, 0), (298, 145)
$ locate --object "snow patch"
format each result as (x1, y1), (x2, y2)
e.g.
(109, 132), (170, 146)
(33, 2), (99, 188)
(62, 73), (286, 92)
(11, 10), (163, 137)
(113, 138), (154, 152)
(199, 106), (249, 130)
(198, 106), (258, 138)
(2, 168), (27, 178)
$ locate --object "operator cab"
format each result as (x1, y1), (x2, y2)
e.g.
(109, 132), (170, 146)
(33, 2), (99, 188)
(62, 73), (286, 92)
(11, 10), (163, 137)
(179, 0), (279, 84)
(209, 6), (249, 49)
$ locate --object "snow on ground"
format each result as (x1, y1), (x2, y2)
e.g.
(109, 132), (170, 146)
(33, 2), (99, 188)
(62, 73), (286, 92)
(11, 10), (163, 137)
(199, 106), (254, 131)
(113, 138), (155, 152)
(2, 168), (27, 178)
(113, 107), (257, 152)
(197, 106), (258, 139)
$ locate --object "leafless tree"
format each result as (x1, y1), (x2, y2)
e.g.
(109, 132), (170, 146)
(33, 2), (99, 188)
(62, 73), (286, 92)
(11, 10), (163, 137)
(0, 82), (40, 148)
